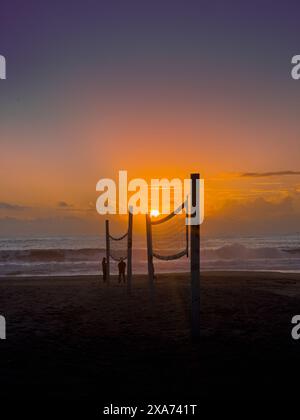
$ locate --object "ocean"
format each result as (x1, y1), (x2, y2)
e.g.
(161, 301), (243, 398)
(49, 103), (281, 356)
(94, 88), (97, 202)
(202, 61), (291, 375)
(0, 234), (300, 277)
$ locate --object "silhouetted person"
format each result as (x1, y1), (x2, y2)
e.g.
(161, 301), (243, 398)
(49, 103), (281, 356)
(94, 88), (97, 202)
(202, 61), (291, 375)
(102, 257), (107, 282)
(118, 258), (126, 283)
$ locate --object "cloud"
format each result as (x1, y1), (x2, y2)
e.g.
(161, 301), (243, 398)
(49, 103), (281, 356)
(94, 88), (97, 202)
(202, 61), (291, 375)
(56, 201), (96, 213)
(0, 215), (100, 236)
(0, 202), (28, 211)
(241, 171), (300, 178)
(203, 196), (299, 236)
(57, 201), (73, 208)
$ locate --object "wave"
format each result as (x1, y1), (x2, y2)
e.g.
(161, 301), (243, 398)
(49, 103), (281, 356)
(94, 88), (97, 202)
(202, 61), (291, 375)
(0, 243), (297, 265)
(201, 243), (289, 260)
(0, 248), (106, 263)
(282, 247), (300, 254)
(0, 242), (300, 277)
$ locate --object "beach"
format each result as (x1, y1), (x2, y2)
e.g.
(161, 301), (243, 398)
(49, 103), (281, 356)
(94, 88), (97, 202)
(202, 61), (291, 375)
(1, 271), (300, 401)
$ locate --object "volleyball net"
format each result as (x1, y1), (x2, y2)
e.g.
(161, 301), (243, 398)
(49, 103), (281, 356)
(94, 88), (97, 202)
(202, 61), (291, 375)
(150, 201), (188, 261)
(108, 229), (129, 262)
(105, 211), (133, 287)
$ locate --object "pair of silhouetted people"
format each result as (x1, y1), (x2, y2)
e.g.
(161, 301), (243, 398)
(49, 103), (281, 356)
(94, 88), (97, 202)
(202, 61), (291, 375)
(101, 257), (126, 283)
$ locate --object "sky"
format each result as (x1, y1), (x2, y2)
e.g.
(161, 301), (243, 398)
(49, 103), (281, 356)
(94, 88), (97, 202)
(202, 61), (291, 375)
(0, 0), (300, 236)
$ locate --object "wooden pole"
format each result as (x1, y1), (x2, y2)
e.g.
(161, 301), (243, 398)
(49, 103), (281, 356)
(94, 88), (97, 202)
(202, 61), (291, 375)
(146, 213), (155, 295)
(127, 207), (133, 294)
(105, 219), (110, 284)
(190, 173), (200, 339)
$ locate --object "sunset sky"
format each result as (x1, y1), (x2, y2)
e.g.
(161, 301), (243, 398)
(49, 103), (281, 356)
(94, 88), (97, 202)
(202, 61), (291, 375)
(1, 0), (300, 236)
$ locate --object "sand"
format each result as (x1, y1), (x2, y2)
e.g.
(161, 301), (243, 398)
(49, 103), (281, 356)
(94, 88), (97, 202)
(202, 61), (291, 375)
(1, 271), (300, 401)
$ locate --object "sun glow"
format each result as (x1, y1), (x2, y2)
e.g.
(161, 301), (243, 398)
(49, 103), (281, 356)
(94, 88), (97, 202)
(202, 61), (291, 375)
(150, 209), (160, 217)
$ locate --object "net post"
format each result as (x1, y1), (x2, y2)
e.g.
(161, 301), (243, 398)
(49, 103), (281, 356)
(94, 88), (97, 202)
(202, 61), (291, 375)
(190, 173), (200, 339)
(146, 213), (155, 294)
(105, 219), (110, 284)
(127, 206), (133, 295)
